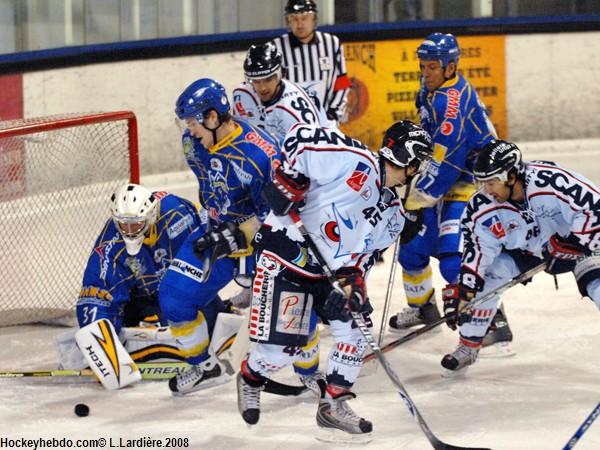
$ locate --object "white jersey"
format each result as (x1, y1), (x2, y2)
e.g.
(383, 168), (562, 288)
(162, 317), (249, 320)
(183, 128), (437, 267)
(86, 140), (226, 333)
(265, 123), (408, 271)
(461, 161), (600, 286)
(232, 79), (331, 144)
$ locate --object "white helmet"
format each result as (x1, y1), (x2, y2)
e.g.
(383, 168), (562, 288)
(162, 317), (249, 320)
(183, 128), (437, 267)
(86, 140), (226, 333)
(110, 183), (158, 256)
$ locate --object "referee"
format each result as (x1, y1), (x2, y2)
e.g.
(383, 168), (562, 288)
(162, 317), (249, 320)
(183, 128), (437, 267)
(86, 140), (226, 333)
(273, 0), (351, 124)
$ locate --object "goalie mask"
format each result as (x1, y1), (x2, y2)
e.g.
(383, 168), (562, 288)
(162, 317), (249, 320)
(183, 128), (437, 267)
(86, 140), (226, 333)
(379, 120), (433, 173)
(111, 184), (158, 256)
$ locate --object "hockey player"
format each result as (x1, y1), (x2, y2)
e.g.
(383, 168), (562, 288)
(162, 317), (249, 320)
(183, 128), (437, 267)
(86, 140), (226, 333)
(60, 184), (215, 389)
(441, 140), (600, 372)
(232, 41), (330, 144)
(233, 41), (330, 392)
(273, 0), (350, 123)
(161, 78), (280, 395)
(237, 121), (433, 438)
(388, 32), (508, 349)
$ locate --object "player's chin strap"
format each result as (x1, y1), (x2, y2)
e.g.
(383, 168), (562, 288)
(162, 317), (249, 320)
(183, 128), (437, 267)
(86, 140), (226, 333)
(288, 210), (491, 450)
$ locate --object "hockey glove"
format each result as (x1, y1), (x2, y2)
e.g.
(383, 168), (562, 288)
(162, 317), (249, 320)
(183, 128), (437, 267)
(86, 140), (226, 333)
(399, 208), (424, 244)
(442, 284), (475, 330)
(194, 221), (247, 261)
(322, 268), (371, 322)
(542, 233), (584, 275)
(263, 160), (310, 216)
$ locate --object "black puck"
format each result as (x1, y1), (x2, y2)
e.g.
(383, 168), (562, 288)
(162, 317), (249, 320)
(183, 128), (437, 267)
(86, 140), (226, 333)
(74, 403), (90, 417)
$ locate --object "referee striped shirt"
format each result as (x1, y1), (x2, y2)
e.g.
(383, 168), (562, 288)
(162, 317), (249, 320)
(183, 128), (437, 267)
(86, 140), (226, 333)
(273, 30), (351, 122)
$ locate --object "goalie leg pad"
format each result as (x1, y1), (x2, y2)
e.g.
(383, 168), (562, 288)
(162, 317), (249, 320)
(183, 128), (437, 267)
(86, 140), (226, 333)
(55, 328), (88, 370)
(75, 319), (141, 390)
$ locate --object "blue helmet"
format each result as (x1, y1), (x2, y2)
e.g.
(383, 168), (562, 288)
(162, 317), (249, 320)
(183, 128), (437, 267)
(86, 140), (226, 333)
(416, 32), (460, 67)
(175, 78), (230, 121)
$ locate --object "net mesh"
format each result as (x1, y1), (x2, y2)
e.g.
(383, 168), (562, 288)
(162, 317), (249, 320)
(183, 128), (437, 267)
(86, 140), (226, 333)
(0, 112), (137, 326)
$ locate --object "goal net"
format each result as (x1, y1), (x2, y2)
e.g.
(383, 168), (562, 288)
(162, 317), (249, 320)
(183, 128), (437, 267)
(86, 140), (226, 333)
(0, 112), (139, 326)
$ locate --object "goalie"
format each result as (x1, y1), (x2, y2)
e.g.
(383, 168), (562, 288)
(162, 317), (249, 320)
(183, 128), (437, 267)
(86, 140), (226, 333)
(58, 183), (248, 390)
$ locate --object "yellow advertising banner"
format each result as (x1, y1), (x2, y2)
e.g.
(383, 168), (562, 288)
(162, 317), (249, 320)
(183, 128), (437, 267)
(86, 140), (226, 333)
(340, 35), (506, 150)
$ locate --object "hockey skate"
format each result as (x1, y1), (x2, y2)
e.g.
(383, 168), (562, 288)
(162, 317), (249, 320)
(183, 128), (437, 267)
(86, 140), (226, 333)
(441, 341), (480, 377)
(389, 299), (441, 332)
(299, 370), (326, 398)
(168, 355), (230, 396)
(237, 372), (264, 425)
(480, 307), (515, 358)
(316, 391), (372, 443)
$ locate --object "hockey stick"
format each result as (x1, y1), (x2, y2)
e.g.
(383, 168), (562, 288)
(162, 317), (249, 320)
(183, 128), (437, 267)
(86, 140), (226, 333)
(0, 361), (307, 395)
(378, 238), (400, 347)
(562, 403), (600, 450)
(363, 262), (547, 364)
(289, 210), (490, 450)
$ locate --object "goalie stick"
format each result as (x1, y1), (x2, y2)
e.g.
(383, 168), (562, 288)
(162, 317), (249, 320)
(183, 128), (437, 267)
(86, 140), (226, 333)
(562, 403), (600, 450)
(0, 361), (307, 396)
(363, 262), (547, 364)
(289, 210), (490, 450)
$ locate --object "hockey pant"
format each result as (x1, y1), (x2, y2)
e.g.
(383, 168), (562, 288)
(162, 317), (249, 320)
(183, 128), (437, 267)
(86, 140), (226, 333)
(248, 318), (368, 390)
(399, 201), (464, 307)
(159, 232), (254, 365)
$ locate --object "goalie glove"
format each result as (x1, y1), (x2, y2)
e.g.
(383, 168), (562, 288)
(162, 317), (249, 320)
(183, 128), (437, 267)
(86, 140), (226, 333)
(263, 159), (310, 216)
(542, 233), (584, 275)
(194, 221), (247, 260)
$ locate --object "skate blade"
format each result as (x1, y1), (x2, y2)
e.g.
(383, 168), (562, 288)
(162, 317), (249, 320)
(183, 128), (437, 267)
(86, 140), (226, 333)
(315, 428), (372, 445)
(171, 374), (232, 397)
(441, 366), (470, 379)
(479, 341), (515, 358)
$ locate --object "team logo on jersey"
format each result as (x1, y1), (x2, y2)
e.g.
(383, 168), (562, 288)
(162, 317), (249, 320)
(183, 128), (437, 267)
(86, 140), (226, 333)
(231, 161), (253, 185)
(445, 88), (460, 119)
(167, 214), (194, 239)
(482, 215), (506, 238)
(440, 121), (454, 136)
(124, 257), (145, 279)
(245, 131), (277, 158)
(154, 248), (167, 264)
(182, 136), (193, 157)
(323, 221), (340, 242)
(233, 95), (249, 117)
(210, 158), (223, 172)
(346, 162), (371, 192)
(360, 186), (372, 200)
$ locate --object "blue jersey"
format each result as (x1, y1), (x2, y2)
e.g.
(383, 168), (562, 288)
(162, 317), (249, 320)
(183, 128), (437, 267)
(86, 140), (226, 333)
(182, 119), (280, 228)
(415, 73), (496, 200)
(77, 193), (205, 330)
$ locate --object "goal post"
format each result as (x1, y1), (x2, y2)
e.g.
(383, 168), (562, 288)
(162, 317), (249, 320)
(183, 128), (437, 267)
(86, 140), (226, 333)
(0, 111), (139, 326)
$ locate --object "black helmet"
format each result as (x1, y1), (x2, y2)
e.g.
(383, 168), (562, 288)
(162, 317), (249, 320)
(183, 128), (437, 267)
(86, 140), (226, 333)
(285, 0), (317, 14)
(243, 42), (282, 79)
(474, 140), (524, 182)
(379, 121), (433, 170)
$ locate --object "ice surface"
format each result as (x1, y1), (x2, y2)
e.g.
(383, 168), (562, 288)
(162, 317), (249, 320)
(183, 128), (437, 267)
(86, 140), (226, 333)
(1, 255), (598, 450)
